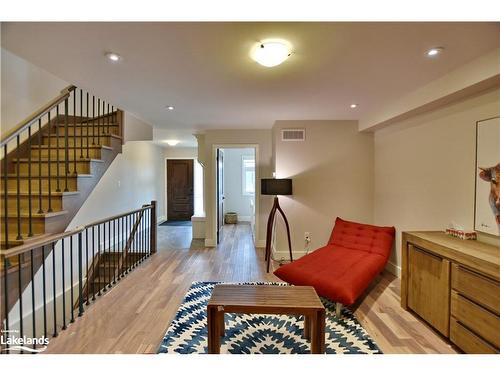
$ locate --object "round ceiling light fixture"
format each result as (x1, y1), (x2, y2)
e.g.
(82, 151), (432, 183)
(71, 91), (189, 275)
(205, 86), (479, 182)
(164, 140), (180, 146)
(166, 105), (175, 111)
(251, 39), (293, 67)
(105, 52), (122, 62)
(350, 103), (358, 109)
(426, 47), (444, 57)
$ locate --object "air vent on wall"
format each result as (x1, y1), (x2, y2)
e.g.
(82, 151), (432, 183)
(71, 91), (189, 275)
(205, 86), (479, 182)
(281, 129), (305, 141)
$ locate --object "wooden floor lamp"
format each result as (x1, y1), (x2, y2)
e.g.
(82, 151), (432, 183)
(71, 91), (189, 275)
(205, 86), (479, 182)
(261, 178), (293, 272)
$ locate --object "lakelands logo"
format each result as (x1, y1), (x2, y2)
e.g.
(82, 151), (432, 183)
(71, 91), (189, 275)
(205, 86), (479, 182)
(1, 330), (49, 353)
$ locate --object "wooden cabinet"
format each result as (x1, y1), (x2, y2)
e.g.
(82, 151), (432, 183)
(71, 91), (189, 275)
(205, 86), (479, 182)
(401, 231), (500, 353)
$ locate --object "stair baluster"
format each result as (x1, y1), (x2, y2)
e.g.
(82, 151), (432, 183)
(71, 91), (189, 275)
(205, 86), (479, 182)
(92, 225), (96, 301)
(18, 254), (23, 353)
(2, 251), (9, 351)
(30, 249), (36, 352)
(61, 238), (67, 330)
(92, 96), (96, 146)
(56, 104), (61, 192)
(70, 236), (75, 323)
(79, 89), (83, 159)
(42, 245), (47, 338)
(3, 145), (8, 248)
(64, 99), (69, 191)
(28, 126), (34, 236)
(47, 112), (53, 213)
(86, 92), (90, 158)
(16, 135), (22, 240)
(51, 242), (58, 337)
(97, 98), (101, 146)
(73, 90), (77, 175)
(78, 231), (84, 317)
(85, 227), (90, 305)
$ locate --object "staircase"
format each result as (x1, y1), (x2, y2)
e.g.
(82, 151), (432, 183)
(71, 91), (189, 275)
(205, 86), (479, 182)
(1, 85), (123, 253)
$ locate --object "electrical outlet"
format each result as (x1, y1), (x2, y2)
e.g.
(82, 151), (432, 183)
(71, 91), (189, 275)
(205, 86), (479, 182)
(304, 232), (311, 243)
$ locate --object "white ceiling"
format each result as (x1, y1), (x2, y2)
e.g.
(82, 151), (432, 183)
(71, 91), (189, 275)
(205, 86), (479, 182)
(2, 23), (500, 142)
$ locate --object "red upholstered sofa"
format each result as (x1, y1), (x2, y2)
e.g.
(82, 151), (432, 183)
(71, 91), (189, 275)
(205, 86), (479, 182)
(274, 217), (395, 309)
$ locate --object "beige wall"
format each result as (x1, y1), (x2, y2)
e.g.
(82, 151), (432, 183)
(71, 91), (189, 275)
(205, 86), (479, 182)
(164, 146), (197, 159)
(374, 87), (500, 275)
(124, 112), (153, 142)
(199, 129), (273, 246)
(1, 47), (68, 134)
(273, 120), (374, 258)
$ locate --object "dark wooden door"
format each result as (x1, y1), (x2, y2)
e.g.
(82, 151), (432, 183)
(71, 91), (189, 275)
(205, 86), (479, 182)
(167, 159), (194, 221)
(217, 149), (224, 243)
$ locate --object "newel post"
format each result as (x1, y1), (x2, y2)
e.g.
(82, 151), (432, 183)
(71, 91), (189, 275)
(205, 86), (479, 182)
(150, 200), (157, 254)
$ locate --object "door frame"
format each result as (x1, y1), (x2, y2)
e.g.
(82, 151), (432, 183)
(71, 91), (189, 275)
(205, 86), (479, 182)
(212, 144), (259, 244)
(164, 156), (197, 221)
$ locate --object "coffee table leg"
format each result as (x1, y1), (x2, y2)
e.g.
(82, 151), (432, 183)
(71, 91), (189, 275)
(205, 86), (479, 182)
(303, 315), (311, 340)
(311, 310), (326, 354)
(218, 311), (225, 337)
(207, 306), (220, 354)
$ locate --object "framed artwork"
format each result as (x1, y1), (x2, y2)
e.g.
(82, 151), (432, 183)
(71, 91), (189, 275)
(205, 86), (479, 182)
(474, 116), (500, 236)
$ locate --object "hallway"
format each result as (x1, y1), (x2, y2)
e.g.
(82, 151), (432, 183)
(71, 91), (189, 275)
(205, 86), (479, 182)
(44, 223), (455, 354)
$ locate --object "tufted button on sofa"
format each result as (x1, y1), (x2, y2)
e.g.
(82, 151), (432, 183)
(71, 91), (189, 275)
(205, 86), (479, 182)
(274, 217), (395, 312)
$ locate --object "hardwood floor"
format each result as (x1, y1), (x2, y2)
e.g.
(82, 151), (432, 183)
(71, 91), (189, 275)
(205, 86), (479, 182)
(44, 223), (457, 354)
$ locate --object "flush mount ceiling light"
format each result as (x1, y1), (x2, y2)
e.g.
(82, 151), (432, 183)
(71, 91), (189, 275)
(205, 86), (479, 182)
(105, 52), (122, 62)
(164, 140), (180, 146)
(251, 40), (293, 67)
(166, 105), (175, 111)
(350, 103), (358, 109)
(426, 47), (444, 57)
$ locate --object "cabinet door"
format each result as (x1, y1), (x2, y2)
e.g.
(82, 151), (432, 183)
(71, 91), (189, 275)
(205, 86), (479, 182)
(408, 245), (451, 336)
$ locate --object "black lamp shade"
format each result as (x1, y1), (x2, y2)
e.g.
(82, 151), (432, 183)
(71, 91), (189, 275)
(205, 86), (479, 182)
(261, 178), (293, 196)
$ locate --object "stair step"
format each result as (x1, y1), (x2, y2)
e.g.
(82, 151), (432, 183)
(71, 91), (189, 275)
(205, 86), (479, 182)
(1, 191), (79, 197)
(1, 210), (68, 219)
(14, 158), (103, 163)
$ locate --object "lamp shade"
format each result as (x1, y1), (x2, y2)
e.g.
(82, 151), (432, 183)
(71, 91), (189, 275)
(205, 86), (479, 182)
(261, 178), (292, 196)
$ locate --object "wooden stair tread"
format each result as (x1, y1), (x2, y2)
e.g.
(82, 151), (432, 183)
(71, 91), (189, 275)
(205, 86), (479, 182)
(4, 173), (93, 178)
(13, 158), (104, 163)
(31, 145), (113, 150)
(1, 191), (80, 197)
(1, 210), (68, 218)
(45, 133), (122, 139)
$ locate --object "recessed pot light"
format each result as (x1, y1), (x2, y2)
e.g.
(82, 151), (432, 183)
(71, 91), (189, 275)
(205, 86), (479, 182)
(350, 103), (358, 109)
(166, 105), (175, 111)
(426, 47), (444, 57)
(164, 140), (180, 146)
(105, 52), (122, 62)
(251, 39), (293, 67)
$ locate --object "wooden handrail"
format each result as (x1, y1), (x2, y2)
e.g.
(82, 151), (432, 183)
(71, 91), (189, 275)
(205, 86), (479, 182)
(0, 205), (152, 258)
(0, 227), (84, 258)
(0, 84), (76, 146)
(83, 205), (152, 228)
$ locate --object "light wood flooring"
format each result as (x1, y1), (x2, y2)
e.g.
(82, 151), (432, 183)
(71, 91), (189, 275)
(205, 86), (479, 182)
(44, 223), (457, 354)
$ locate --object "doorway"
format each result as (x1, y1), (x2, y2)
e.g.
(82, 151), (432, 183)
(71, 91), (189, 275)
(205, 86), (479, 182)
(167, 159), (194, 221)
(216, 147), (256, 244)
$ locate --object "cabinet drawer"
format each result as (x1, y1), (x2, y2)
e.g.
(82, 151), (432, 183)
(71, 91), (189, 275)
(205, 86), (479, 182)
(450, 318), (498, 354)
(452, 264), (500, 315)
(451, 291), (500, 348)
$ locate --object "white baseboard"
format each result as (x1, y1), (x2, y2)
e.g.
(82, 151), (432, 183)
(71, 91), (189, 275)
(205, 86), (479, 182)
(273, 250), (308, 260)
(158, 215), (167, 225)
(255, 240), (266, 248)
(237, 215), (252, 222)
(205, 238), (216, 247)
(385, 261), (401, 277)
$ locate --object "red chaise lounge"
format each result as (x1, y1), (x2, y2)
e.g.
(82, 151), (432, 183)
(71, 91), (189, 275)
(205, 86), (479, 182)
(274, 217), (395, 315)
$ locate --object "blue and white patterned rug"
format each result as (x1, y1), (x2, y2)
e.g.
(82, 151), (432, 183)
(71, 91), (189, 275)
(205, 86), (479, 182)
(157, 282), (382, 354)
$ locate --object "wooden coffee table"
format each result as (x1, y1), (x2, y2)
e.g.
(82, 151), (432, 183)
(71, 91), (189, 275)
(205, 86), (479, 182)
(207, 284), (326, 354)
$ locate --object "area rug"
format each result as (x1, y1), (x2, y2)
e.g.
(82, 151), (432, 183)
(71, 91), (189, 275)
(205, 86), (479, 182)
(157, 281), (382, 354)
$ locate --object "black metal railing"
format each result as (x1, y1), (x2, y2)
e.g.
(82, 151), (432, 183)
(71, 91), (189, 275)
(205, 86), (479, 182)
(0, 201), (157, 354)
(0, 85), (121, 250)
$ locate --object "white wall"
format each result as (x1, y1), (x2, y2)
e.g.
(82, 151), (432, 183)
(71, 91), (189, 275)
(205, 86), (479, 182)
(273, 120), (374, 258)
(222, 148), (255, 221)
(374, 87), (500, 275)
(199, 129), (273, 247)
(124, 112), (153, 142)
(1, 47), (68, 134)
(68, 141), (166, 226)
